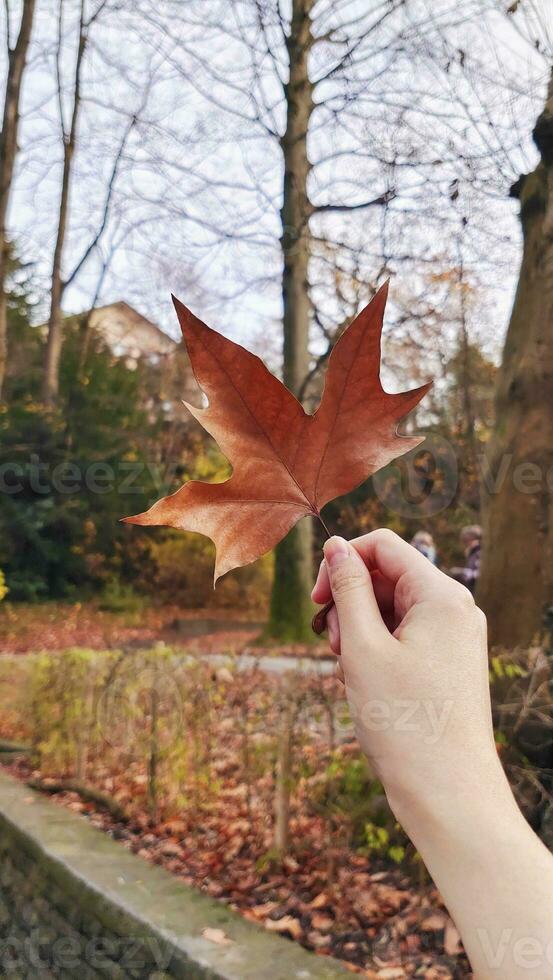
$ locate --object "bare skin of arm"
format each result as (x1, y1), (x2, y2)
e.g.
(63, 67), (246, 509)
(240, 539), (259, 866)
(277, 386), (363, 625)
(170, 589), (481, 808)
(312, 529), (553, 980)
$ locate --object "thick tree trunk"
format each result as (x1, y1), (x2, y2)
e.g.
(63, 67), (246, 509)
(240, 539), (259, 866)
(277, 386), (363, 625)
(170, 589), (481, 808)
(0, 0), (36, 399)
(268, 0), (315, 641)
(478, 75), (553, 647)
(42, 3), (86, 407)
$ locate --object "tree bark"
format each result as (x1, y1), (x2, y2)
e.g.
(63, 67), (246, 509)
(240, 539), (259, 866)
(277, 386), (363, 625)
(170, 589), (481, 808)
(0, 0), (37, 399)
(42, 0), (87, 407)
(268, 0), (315, 641)
(478, 73), (553, 647)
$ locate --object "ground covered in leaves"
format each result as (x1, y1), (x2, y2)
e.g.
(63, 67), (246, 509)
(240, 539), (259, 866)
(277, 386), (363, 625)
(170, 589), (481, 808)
(2, 756), (468, 979)
(0, 602), (260, 654)
(0, 601), (332, 658)
(0, 627), (472, 979)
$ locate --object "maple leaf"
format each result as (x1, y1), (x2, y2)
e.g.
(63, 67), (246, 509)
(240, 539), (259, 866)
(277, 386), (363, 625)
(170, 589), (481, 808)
(122, 282), (431, 579)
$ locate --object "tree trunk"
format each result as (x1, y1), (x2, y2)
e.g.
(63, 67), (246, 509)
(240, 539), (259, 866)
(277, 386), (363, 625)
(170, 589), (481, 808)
(0, 0), (37, 399)
(43, 249), (67, 406)
(478, 74), (553, 647)
(268, 0), (315, 641)
(273, 689), (294, 860)
(148, 663), (159, 821)
(42, 2), (87, 407)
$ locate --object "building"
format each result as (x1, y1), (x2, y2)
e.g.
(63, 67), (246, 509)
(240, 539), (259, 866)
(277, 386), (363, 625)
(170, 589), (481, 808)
(86, 301), (178, 368)
(82, 301), (200, 417)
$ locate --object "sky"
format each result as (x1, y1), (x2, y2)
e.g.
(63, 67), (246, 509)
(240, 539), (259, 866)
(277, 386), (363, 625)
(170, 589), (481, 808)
(1, 0), (552, 380)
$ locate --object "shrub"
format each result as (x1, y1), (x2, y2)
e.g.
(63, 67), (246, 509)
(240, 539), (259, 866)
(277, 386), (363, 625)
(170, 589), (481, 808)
(490, 645), (553, 838)
(0, 272), (197, 603)
(28, 648), (115, 777)
(98, 578), (144, 614)
(146, 531), (272, 612)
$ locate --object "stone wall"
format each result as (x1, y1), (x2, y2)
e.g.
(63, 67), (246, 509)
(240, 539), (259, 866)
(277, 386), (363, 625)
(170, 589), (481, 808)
(0, 771), (348, 980)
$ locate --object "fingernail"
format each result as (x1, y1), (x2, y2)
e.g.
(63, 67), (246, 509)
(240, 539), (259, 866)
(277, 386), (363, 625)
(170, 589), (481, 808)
(323, 536), (349, 568)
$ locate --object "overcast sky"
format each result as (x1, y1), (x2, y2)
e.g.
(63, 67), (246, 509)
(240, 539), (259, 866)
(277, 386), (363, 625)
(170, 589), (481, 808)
(1, 0), (551, 379)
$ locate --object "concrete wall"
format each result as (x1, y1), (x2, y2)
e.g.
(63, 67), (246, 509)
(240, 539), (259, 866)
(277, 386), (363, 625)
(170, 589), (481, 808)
(0, 771), (349, 979)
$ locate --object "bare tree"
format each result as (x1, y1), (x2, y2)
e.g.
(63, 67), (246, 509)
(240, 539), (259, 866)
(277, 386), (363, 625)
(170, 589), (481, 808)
(0, 0), (36, 399)
(42, 0), (85, 404)
(470, 3), (553, 646)
(42, 0), (103, 405)
(478, 73), (553, 646)
(136, 0), (488, 638)
(4, 0), (544, 640)
(41, 0), (143, 406)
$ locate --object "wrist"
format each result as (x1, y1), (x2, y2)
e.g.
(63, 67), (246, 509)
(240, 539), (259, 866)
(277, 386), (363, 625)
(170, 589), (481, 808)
(384, 751), (519, 851)
(387, 760), (553, 980)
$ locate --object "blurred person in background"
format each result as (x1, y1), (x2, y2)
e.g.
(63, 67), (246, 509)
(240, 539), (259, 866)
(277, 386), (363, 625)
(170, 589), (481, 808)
(410, 530), (437, 565)
(449, 524), (482, 594)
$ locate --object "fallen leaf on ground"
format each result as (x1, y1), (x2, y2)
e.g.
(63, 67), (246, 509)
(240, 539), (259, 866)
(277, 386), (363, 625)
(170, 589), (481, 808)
(201, 927), (232, 945)
(310, 912), (335, 932)
(250, 901), (279, 918)
(420, 913), (447, 931)
(309, 891), (330, 909)
(264, 914), (303, 941)
(308, 930), (332, 949)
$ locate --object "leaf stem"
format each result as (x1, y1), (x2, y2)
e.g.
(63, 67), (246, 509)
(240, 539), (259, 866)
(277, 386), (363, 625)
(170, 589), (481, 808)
(312, 512), (334, 636)
(315, 512), (332, 539)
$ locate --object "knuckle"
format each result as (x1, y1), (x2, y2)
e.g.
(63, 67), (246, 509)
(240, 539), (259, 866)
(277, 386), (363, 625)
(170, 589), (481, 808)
(459, 586), (475, 607)
(371, 527), (397, 547)
(451, 581), (475, 607)
(474, 605), (487, 630)
(437, 582), (475, 617)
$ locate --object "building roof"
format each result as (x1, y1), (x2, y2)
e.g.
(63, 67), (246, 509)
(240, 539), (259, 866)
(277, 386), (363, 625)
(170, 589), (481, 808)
(88, 301), (178, 360)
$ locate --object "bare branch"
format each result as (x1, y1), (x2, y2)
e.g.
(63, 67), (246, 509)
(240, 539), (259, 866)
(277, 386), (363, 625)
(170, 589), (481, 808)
(63, 113), (137, 290)
(85, 0), (110, 29)
(3, 0), (11, 51)
(311, 189), (396, 214)
(55, 0), (66, 138)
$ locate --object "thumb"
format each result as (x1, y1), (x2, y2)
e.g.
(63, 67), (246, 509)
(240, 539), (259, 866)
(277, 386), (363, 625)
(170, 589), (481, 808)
(323, 536), (387, 649)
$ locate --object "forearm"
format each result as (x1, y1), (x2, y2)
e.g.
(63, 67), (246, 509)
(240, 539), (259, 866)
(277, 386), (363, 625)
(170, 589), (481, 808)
(391, 762), (553, 979)
(315, 531), (553, 978)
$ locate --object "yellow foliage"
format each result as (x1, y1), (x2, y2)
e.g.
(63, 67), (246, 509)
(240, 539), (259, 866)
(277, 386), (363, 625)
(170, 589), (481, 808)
(147, 530), (273, 612)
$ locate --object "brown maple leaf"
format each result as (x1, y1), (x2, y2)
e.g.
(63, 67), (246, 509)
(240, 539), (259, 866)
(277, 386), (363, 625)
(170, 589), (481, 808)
(122, 282), (431, 579)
